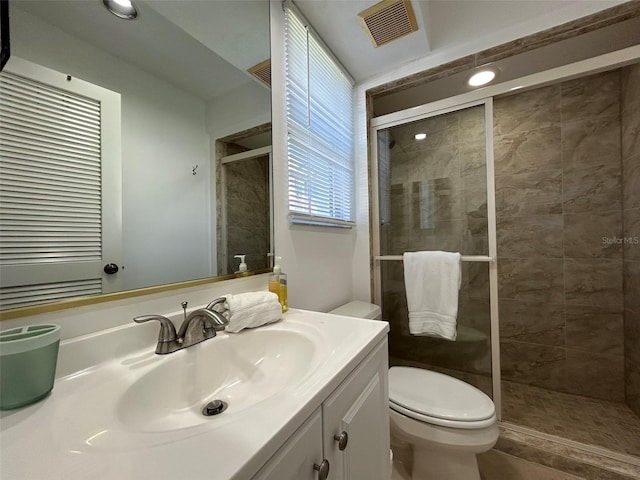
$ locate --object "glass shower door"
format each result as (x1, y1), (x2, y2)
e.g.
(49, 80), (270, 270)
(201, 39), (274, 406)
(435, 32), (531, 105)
(373, 101), (498, 403)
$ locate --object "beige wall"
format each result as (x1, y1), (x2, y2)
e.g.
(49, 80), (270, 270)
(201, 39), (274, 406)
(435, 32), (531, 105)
(622, 63), (640, 416)
(495, 70), (625, 402)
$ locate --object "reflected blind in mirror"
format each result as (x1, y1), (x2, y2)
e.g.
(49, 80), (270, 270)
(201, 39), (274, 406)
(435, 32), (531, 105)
(0, 71), (103, 308)
(284, 3), (355, 227)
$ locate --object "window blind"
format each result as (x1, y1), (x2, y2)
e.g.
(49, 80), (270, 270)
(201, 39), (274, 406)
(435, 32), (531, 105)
(284, 3), (355, 227)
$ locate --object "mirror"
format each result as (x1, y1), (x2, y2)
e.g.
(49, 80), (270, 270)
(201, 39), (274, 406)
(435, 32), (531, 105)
(0, 0), (272, 313)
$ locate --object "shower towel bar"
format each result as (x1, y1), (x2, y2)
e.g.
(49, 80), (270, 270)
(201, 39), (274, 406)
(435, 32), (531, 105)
(375, 255), (494, 263)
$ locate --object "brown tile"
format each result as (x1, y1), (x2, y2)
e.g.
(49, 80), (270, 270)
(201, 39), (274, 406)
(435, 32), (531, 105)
(626, 359), (640, 418)
(563, 211), (623, 258)
(494, 126), (561, 177)
(496, 170), (563, 217)
(408, 219), (465, 253)
(565, 309), (623, 356)
(625, 307), (640, 367)
(561, 117), (621, 171)
(462, 233), (488, 257)
(564, 258), (623, 310)
(458, 294), (491, 335)
(461, 261), (490, 300)
(410, 177), (464, 226)
(562, 162), (622, 214)
(405, 144), (460, 180)
(498, 258), (564, 304)
(460, 141), (487, 180)
(621, 62), (640, 117)
(621, 63), (640, 159)
(499, 299), (565, 347)
(621, 108), (640, 160)
(500, 340), (566, 391)
(623, 208), (640, 261)
(565, 350), (624, 402)
(560, 70), (620, 123)
(494, 85), (561, 136)
(458, 105), (486, 145)
(397, 115), (459, 153)
(478, 450), (585, 480)
(624, 259), (640, 314)
(501, 380), (640, 459)
(623, 153), (640, 209)
(497, 215), (563, 259)
(388, 183), (409, 254)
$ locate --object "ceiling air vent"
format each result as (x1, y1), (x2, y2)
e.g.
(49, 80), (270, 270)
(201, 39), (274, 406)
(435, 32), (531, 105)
(248, 59), (271, 88)
(358, 0), (418, 48)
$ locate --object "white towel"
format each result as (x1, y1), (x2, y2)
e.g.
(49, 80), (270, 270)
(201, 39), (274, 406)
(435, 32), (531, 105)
(214, 292), (283, 333)
(403, 251), (461, 341)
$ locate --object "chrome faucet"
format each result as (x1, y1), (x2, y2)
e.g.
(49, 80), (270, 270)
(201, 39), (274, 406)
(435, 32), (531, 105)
(134, 300), (229, 354)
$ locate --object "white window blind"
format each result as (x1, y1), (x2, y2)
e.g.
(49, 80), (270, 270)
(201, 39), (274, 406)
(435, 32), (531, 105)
(0, 69), (103, 308)
(284, 3), (355, 227)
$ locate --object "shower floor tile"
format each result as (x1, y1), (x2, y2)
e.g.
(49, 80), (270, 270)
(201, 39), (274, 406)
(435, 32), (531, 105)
(502, 381), (640, 457)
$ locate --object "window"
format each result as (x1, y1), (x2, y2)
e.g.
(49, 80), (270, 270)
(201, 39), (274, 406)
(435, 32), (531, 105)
(284, 2), (355, 227)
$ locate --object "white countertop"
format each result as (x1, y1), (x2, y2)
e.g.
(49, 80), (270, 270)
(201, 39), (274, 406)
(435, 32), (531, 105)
(0, 309), (388, 480)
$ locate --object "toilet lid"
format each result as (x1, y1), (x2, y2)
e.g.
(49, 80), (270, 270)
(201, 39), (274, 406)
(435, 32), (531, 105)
(388, 367), (495, 423)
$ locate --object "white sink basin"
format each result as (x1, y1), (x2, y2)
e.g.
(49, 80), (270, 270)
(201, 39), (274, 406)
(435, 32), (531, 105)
(117, 329), (317, 432)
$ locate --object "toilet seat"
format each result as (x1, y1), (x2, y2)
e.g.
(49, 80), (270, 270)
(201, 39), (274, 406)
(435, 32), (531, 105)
(389, 367), (496, 430)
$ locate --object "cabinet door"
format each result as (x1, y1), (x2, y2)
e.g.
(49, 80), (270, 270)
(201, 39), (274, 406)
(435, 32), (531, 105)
(322, 340), (390, 480)
(252, 408), (325, 480)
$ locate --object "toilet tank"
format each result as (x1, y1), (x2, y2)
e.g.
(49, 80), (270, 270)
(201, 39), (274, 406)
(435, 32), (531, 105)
(328, 301), (382, 320)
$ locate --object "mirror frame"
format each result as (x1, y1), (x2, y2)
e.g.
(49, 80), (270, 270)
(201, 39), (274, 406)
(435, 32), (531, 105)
(0, 268), (272, 321)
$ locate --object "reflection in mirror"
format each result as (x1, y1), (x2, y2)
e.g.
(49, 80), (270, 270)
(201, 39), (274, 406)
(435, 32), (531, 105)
(216, 127), (272, 276)
(0, 0), (272, 313)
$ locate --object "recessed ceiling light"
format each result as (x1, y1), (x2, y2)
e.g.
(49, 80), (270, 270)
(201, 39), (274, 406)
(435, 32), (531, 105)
(468, 70), (496, 87)
(415, 133), (427, 140)
(102, 0), (138, 20)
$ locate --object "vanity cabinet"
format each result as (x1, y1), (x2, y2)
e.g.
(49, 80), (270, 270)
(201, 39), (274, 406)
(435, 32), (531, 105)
(252, 339), (389, 480)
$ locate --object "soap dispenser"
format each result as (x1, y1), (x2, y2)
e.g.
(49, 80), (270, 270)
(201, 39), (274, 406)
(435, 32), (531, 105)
(234, 255), (249, 276)
(268, 256), (288, 312)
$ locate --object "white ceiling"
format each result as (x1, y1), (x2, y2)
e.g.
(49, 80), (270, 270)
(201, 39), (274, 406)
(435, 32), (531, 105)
(13, 0), (627, 97)
(294, 0), (627, 83)
(13, 0), (269, 101)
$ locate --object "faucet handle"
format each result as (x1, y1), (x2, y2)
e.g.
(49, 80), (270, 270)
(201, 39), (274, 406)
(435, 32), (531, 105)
(133, 315), (180, 354)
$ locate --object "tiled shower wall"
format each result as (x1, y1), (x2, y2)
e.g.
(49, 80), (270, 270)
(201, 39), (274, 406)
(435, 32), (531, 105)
(622, 63), (640, 416)
(495, 71), (625, 402)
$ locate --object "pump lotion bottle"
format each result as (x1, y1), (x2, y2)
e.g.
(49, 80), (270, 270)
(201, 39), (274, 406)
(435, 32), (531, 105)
(269, 256), (288, 312)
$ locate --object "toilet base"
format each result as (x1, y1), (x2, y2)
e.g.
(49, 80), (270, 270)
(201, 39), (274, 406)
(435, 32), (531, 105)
(411, 447), (480, 480)
(390, 409), (498, 480)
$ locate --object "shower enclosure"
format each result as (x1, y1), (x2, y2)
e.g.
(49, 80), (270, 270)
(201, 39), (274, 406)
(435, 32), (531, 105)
(370, 64), (640, 465)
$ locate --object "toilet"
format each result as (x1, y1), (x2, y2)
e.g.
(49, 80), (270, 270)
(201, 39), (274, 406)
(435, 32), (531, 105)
(329, 301), (498, 480)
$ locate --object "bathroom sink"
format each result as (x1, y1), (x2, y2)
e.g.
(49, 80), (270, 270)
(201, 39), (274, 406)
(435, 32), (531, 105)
(117, 329), (318, 433)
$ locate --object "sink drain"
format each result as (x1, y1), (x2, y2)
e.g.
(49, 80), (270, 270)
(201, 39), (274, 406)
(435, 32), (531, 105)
(202, 399), (228, 416)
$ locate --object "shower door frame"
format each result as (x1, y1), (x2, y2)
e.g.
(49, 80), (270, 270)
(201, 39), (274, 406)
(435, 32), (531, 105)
(369, 97), (502, 418)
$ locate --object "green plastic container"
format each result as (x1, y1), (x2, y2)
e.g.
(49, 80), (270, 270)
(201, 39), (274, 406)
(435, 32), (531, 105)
(0, 324), (61, 410)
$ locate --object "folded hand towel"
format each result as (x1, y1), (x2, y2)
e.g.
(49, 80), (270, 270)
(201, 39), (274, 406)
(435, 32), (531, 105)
(403, 251), (461, 341)
(215, 292), (283, 333)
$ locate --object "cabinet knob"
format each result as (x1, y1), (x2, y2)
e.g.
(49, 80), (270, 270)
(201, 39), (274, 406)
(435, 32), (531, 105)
(334, 431), (349, 451)
(313, 459), (330, 480)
